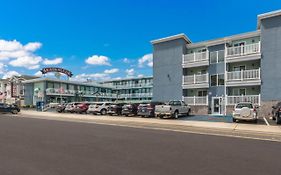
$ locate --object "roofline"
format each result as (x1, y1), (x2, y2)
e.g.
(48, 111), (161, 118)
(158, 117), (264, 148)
(22, 77), (113, 88)
(187, 30), (261, 49)
(100, 76), (153, 83)
(151, 33), (192, 45)
(257, 9), (281, 29)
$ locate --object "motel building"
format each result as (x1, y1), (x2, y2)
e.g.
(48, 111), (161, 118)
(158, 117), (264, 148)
(152, 10), (281, 116)
(22, 74), (153, 106)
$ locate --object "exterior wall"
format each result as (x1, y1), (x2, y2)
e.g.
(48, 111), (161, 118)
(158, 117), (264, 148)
(24, 83), (34, 106)
(190, 106), (209, 115)
(153, 39), (187, 102)
(260, 15), (281, 101)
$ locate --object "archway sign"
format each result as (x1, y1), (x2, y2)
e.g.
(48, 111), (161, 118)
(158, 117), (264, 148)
(40, 67), (73, 77)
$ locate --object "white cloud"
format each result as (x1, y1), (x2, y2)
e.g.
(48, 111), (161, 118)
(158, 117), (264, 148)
(43, 57), (63, 65)
(2, 71), (20, 79)
(85, 55), (111, 66)
(123, 58), (130, 63)
(34, 71), (43, 77)
(24, 42), (42, 51)
(125, 68), (135, 77)
(137, 74), (144, 78)
(9, 56), (42, 69)
(0, 63), (6, 74)
(104, 68), (119, 74)
(0, 39), (63, 69)
(138, 53), (153, 68)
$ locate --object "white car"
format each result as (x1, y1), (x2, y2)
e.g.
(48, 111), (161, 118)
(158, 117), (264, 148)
(232, 102), (258, 123)
(88, 102), (112, 115)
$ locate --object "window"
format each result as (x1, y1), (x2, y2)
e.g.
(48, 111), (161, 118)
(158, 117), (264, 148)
(211, 74), (225, 86)
(198, 90), (207, 96)
(210, 50), (225, 64)
(218, 74), (224, 85)
(233, 65), (246, 71)
(211, 75), (217, 86)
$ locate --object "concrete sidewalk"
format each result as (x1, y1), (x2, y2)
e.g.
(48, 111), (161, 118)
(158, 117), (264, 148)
(19, 110), (281, 137)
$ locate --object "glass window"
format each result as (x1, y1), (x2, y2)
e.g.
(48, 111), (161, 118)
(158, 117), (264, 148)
(218, 50), (225, 62)
(218, 74), (224, 85)
(211, 75), (217, 86)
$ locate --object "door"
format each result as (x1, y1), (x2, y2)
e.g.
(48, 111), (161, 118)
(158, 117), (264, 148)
(212, 97), (222, 115)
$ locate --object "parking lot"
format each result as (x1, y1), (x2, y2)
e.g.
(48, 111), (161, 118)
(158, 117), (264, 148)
(32, 108), (278, 126)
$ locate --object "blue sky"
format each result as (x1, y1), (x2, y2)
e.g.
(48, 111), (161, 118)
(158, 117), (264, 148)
(0, 0), (280, 80)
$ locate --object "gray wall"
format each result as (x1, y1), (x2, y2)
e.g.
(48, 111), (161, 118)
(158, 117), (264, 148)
(24, 83), (34, 106)
(207, 44), (226, 103)
(152, 39), (187, 101)
(260, 15), (281, 101)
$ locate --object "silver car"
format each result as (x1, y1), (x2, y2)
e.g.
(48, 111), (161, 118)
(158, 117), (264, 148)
(232, 102), (258, 123)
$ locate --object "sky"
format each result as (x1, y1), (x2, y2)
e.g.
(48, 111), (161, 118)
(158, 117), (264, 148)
(0, 0), (280, 81)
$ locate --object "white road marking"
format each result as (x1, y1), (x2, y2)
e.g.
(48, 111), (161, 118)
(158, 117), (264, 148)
(263, 117), (270, 126)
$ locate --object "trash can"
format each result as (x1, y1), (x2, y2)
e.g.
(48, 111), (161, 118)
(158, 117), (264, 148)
(36, 101), (44, 111)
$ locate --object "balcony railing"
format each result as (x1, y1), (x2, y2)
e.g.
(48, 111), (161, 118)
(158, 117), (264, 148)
(227, 68), (260, 81)
(183, 96), (208, 106)
(118, 93), (153, 98)
(226, 42), (260, 57)
(226, 95), (260, 106)
(46, 88), (76, 95)
(183, 51), (209, 64)
(183, 73), (209, 85)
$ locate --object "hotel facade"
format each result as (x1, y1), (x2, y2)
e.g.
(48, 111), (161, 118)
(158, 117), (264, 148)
(152, 10), (281, 115)
(23, 76), (153, 106)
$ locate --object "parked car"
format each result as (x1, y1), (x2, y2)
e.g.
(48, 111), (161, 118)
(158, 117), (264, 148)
(56, 103), (67, 113)
(155, 100), (191, 119)
(88, 102), (112, 115)
(272, 102), (281, 124)
(232, 102), (258, 123)
(122, 103), (139, 116)
(74, 103), (90, 114)
(137, 102), (164, 117)
(64, 102), (79, 113)
(0, 103), (20, 114)
(108, 103), (125, 115)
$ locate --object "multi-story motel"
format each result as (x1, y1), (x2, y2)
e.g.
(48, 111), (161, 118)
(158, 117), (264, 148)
(23, 76), (153, 106)
(152, 10), (281, 115)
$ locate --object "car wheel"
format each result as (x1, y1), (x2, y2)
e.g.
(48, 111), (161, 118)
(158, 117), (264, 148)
(101, 109), (107, 115)
(174, 111), (179, 119)
(276, 116), (281, 124)
(11, 110), (18, 114)
(254, 119), (258, 124)
(232, 118), (237, 123)
(187, 109), (191, 116)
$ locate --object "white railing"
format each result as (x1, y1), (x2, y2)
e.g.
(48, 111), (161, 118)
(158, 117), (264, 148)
(227, 68), (260, 81)
(183, 96), (208, 105)
(183, 73), (209, 85)
(46, 88), (76, 95)
(226, 95), (260, 106)
(118, 93), (153, 98)
(226, 42), (260, 57)
(183, 51), (209, 63)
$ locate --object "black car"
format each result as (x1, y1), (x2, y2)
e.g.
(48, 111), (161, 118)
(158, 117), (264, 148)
(108, 103), (125, 115)
(272, 102), (281, 124)
(137, 102), (164, 117)
(121, 103), (139, 116)
(0, 103), (20, 114)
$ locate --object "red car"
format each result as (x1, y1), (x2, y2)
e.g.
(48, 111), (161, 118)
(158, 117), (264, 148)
(74, 103), (89, 114)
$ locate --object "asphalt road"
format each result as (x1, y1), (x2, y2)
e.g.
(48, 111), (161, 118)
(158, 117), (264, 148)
(0, 115), (280, 175)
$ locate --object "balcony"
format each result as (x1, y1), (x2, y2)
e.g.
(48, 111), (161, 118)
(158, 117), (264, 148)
(46, 88), (76, 96)
(226, 95), (260, 106)
(183, 96), (208, 106)
(226, 42), (261, 62)
(113, 83), (153, 89)
(183, 51), (209, 68)
(118, 93), (153, 98)
(182, 73), (209, 89)
(226, 68), (261, 86)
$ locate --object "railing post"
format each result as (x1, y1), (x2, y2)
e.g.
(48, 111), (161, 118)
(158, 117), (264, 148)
(241, 70), (243, 81)
(258, 68), (261, 79)
(193, 74), (196, 84)
(216, 51), (219, 63)
(194, 96), (196, 105)
(258, 94), (261, 106)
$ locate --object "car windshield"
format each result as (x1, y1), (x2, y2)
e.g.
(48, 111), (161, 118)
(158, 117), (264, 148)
(236, 103), (253, 109)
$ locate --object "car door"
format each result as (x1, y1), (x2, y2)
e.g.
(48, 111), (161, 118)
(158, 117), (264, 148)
(0, 103), (4, 112)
